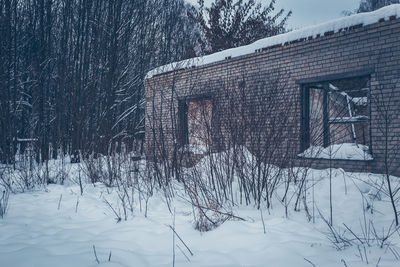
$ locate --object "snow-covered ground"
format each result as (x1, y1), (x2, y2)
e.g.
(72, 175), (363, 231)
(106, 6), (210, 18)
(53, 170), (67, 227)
(1, 157), (400, 267)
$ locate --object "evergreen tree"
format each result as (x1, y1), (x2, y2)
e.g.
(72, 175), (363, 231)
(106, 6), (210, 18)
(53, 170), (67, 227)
(189, 0), (291, 54)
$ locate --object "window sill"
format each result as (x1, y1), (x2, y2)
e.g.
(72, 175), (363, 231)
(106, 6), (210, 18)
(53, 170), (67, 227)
(297, 155), (374, 162)
(297, 143), (373, 161)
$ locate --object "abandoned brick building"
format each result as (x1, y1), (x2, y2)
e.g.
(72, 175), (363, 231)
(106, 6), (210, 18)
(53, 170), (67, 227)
(145, 5), (400, 176)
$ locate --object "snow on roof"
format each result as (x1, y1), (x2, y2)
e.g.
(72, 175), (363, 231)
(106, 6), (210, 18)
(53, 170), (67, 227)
(146, 4), (400, 79)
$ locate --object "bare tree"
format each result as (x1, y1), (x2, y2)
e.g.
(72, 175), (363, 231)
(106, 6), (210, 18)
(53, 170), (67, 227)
(0, 0), (198, 165)
(372, 80), (400, 225)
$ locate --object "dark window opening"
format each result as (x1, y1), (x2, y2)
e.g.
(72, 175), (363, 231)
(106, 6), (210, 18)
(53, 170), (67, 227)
(178, 97), (213, 152)
(300, 75), (372, 160)
(178, 100), (188, 146)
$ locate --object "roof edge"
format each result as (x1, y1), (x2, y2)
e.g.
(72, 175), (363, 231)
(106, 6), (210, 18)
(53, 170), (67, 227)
(146, 4), (400, 79)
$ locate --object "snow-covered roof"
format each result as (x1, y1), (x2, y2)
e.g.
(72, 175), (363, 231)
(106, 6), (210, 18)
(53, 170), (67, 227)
(146, 4), (400, 79)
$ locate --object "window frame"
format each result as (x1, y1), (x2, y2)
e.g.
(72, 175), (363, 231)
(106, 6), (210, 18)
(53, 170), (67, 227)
(177, 94), (214, 147)
(298, 71), (373, 157)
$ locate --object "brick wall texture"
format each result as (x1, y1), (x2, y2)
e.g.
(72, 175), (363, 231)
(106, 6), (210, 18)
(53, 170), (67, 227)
(145, 18), (400, 176)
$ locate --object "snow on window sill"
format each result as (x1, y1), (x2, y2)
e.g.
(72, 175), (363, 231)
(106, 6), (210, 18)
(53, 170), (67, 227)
(298, 143), (373, 161)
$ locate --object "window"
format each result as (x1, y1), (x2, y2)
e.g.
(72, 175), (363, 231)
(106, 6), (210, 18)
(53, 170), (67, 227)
(178, 96), (213, 153)
(178, 100), (189, 146)
(300, 75), (372, 160)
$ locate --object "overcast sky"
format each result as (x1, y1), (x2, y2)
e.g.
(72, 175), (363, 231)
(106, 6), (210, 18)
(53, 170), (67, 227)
(186, 0), (362, 29)
(276, 0), (361, 29)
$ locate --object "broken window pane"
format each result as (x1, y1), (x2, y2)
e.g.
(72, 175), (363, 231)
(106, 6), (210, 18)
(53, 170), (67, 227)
(300, 76), (372, 160)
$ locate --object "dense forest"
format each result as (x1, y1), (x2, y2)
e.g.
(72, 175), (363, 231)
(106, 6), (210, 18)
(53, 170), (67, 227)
(0, 0), (291, 163)
(0, 0), (198, 163)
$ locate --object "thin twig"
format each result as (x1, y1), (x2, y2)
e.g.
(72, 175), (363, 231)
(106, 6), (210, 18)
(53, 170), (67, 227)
(260, 208), (266, 234)
(58, 194), (62, 210)
(304, 257), (315, 267)
(376, 256), (381, 267)
(358, 245), (364, 262)
(364, 245), (369, 264)
(75, 197), (79, 213)
(172, 208), (175, 267)
(177, 244), (190, 262)
(343, 223), (363, 244)
(103, 198), (121, 223)
(195, 203), (245, 221)
(167, 225), (194, 256)
(93, 245), (100, 264)
(389, 246), (400, 260)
